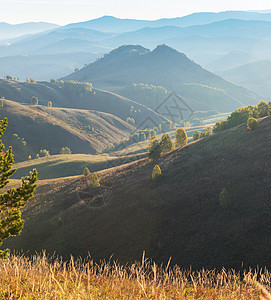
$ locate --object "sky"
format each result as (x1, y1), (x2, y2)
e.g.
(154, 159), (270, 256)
(1, 0), (271, 25)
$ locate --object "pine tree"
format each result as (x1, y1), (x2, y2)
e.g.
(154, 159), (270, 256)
(160, 133), (173, 154)
(0, 118), (38, 258)
(152, 165), (162, 181)
(148, 136), (161, 161)
(91, 172), (100, 188)
(175, 128), (187, 148)
(83, 167), (90, 177)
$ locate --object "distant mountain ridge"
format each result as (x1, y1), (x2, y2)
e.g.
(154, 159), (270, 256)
(219, 60), (271, 98)
(64, 11), (271, 32)
(62, 44), (261, 113)
(0, 22), (60, 40)
(2, 11), (271, 80)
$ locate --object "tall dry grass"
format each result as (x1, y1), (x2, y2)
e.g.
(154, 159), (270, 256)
(0, 252), (270, 299)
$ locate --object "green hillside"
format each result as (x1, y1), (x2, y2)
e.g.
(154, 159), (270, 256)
(12, 153), (146, 180)
(0, 99), (134, 161)
(62, 44), (261, 113)
(4, 115), (271, 270)
(0, 79), (167, 127)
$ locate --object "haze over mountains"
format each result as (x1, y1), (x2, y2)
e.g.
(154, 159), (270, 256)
(0, 22), (59, 40)
(2, 9), (271, 92)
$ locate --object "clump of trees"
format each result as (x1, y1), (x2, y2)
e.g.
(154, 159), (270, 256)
(148, 133), (173, 160)
(175, 128), (187, 147)
(30, 96), (38, 105)
(160, 133), (173, 154)
(0, 118), (38, 258)
(152, 165), (162, 181)
(213, 101), (271, 134)
(126, 117), (135, 126)
(192, 126), (213, 141)
(148, 136), (161, 161)
(91, 172), (100, 188)
(39, 149), (50, 157)
(60, 147), (71, 154)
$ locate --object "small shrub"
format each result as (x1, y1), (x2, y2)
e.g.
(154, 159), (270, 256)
(247, 117), (258, 131)
(30, 96), (38, 105)
(193, 131), (203, 141)
(91, 172), (100, 188)
(83, 167), (90, 177)
(152, 165), (162, 181)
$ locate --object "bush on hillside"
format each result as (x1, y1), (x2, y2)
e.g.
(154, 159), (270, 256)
(152, 165), (162, 181)
(30, 96), (38, 105)
(91, 172), (100, 188)
(193, 131), (203, 141)
(247, 117), (258, 130)
(83, 167), (90, 177)
(175, 128), (187, 148)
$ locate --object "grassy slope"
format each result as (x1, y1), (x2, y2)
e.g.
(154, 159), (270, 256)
(1, 99), (134, 159)
(0, 79), (167, 126)
(13, 153), (146, 180)
(4, 116), (271, 270)
(109, 112), (229, 156)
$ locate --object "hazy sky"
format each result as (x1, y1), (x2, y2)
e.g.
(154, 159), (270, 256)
(1, 0), (271, 25)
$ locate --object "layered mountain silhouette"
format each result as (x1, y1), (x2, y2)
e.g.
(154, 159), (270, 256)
(63, 44), (260, 112)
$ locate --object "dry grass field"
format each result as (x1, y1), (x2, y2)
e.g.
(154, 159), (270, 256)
(0, 253), (270, 299)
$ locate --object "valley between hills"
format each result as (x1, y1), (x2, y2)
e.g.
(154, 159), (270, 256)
(1, 10), (271, 298)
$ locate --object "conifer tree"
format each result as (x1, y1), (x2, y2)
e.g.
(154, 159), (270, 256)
(160, 133), (173, 154)
(0, 118), (38, 258)
(148, 136), (161, 161)
(91, 172), (100, 188)
(175, 128), (187, 148)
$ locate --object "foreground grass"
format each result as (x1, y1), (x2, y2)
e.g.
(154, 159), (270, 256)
(0, 254), (270, 299)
